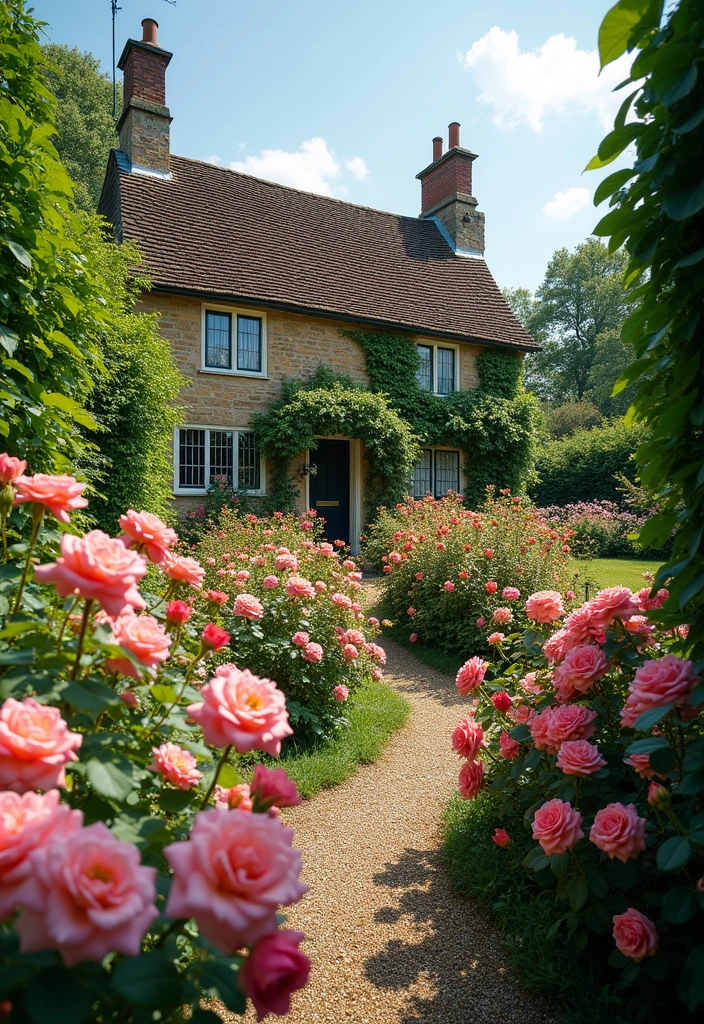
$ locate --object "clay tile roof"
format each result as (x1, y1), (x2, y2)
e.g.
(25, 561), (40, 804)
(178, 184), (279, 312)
(99, 152), (537, 351)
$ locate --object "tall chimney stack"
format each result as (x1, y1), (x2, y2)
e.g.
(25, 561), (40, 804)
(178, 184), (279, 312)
(416, 122), (485, 256)
(117, 18), (173, 176)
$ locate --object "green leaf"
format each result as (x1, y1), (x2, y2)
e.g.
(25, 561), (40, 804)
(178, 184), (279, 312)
(662, 886), (698, 924)
(604, 860), (640, 888)
(585, 901), (613, 933)
(663, 179), (704, 222)
(216, 763), (241, 788)
(111, 952), (182, 1009)
(598, 0), (661, 67)
(86, 756), (135, 801)
(61, 676), (121, 712)
(649, 746), (676, 775)
(39, 392), (98, 430)
(678, 769), (704, 796)
(634, 704), (673, 730)
(567, 873), (589, 912)
(656, 835), (692, 872)
(585, 869), (609, 899)
(625, 736), (671, 755)
(159, 789), (194, 813)
(593, 167), (637, 206)
(199, 960), (246, 1014)
(678, 945), (704, 1012)
(0, 325), (19, 358)
(151, 684), (178, 704)
(23, 966), (92, 1024)
(3, 238), (32, 269)
(550, 852), (572, 878)
(508, 724), (531, 742)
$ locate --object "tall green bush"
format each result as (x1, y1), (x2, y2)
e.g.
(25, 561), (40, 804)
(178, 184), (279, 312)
(530, 419), (645, 506)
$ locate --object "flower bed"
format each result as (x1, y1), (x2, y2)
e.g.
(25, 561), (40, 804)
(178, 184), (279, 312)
(536, 500), (652, 559)
(192, 507), (386, 741)
(0, 453), (323, 1021)
(364, 490), (573, 657)
(448, 578), (704, 1021)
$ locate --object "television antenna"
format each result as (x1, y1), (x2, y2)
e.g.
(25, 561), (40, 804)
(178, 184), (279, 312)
(111, 0), (177, 119)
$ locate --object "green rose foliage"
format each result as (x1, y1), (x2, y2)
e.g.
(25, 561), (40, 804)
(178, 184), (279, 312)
(588, 0), (704, 658)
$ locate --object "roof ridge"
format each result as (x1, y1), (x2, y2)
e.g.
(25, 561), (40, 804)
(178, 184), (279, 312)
(168, 152), (436, 227)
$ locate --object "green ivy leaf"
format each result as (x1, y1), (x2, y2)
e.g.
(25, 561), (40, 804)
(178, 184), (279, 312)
(662, 886), (699, 924)
(111, 953), (182, 1009)
(656, 835), (692, 872)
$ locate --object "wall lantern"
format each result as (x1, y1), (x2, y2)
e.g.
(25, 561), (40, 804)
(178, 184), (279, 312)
(298, 463), (318, 478)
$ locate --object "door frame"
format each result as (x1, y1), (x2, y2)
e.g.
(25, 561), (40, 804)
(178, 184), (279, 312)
(305, 436), (363, 555)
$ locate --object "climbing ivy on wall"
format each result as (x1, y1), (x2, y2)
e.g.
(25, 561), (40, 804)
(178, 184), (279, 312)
(253, 366), (419, 517)
(346, 330), (538, 506)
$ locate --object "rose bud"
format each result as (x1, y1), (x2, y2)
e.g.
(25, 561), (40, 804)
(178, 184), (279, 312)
(492, 828), (511, 848)
(647, 781), (670, 809)
(250, 764), (302, 812)
(492, 692), (512, 712)
(201, 623), (231, 652)
(166, 600), (193, 625)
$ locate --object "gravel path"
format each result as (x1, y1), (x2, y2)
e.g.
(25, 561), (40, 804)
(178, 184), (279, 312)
(225, 599), (560, 1024)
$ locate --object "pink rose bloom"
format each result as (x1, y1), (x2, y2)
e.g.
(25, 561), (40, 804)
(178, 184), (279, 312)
(342, 559), (355, 570)
(409, 632), (418, 643)
(150, 742), (202, 789)
(488, 632), (504, 645)
(14, 473), (88, 524)
(371, 666), (383, 681)
(502, 587), (520, 601)
(331, 592), (352, 608)
(15, 821), (158, 966)
(164, 809), (308, 953)
(485, 581), (498, 594)
(34, 530), (147, 618)
(215, 783), (253, 811)
(552, 644), (608, 702)
(507, 703), (533, 724)
(204, 589), (230, 607)
(499, 730), (521, 759)
(624, 615), (655, 641)
(543, 628), (571, 664)
(589, 803), (646, 863)
(521, 671), (543, 694)
(118, 509), (178, 564)
(187, 664), (292, 756)
(162, 552), (206, 589)
(0, 698), (82, 793)
(476, 617), (485, 628)
(263, 575), (279, 589)
(562, 605), (603, 648)
(525, 590), (565, 623)
(619, 702), (640, 729)
(612, 908), (658, 962)
(622, 655), (697, 722)
(458, 759), (484, 799)
(302, 642), (323, 663)
(250, 765), (301, 811)
(492, 607), (513, 624)
(623, 752), (666, 781)
(556, 740), (607, 776)
(319, 542), (334, 556)
(240, 929), (310, 1021)
(532, 799), (584, 855)
(275, 553), (299, 572)
(444, 581), (455, 592)
(342, 643), (358, 663)
(292, 631), (310, 647)
(120, 691), (139, 708)
(333, 685), (349, 702)
(0, 790), (81, 921)
(492, 828), (511, 848)
(202, 623), (231, 651)
(0, 453), (26, 486)
(285, 577), (315, 600)
(105, 611), (171, 678)
(529, 708), (556, 751)
(455, 656), (488, 696)
(344, 629), (366, 647)
(234, 593), (265, 620)
(166, 600), (192, 625)
(452, 719), (484, 760)
(588, 586), (638, 628)
(407, 606), (416, 616)
(636, 587), (669, 612)
(545, 704), (597, 748)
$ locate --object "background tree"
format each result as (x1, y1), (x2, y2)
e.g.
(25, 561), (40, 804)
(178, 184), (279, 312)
(547, 400), (602, 439)
(42, 43), (118, 211)
(586, 327), (638, 416)
(522, 238), (629, 405)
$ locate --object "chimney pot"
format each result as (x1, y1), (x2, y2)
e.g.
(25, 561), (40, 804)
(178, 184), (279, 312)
(448, 122), (460, 149)
(141, 18), (159, 45)
(432, 136), (443, 162)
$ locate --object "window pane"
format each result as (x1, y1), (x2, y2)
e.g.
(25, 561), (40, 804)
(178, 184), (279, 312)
(210, 431), (234, 487)
(237, 316), (262, 372)
(437, 347), (455, 395)
(238, 432), (261, 490)
(434, 450), (460, 497)
(205, 311), (231, 369)
(416, 345), (433, 392)
(178, 429), (206, 489)
(411, 449), (433, 498)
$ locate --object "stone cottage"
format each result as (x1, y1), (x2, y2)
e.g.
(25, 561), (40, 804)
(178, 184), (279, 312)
(99, 18), (536, 553)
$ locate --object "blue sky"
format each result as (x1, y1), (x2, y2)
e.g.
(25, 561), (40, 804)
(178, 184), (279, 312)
(33, 0), (629, 291)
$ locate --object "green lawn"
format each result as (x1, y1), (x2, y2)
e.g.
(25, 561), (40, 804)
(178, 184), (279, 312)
(570, 556), (664, 596)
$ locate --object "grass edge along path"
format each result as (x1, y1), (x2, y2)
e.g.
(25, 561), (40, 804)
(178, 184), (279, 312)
(271, 676), (409, 799)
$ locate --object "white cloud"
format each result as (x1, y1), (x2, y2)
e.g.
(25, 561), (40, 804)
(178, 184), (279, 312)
(459, 27), (633, 131)
(543, 186), (591, 220)
(229, 137), (368, 197)
(345, 156), (369, 180)
(206, 154), (222, 165)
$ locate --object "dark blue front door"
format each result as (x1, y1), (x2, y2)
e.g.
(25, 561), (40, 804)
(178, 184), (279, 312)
(309, 439), (350, 545)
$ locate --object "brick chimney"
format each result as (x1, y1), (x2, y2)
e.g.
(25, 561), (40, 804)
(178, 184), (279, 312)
(117, 19), (173, 176)
(416, 123), (485, 256)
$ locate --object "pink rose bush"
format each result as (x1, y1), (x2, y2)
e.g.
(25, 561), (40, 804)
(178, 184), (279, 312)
(447, 575), (703, 1011)
(0, 699), (82, 792)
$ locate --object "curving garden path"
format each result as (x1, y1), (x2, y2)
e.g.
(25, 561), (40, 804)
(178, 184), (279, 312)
(227, 589), (561, 1024)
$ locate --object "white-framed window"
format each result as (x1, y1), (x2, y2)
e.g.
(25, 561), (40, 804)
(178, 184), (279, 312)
(174, 426), (265, 495)
(201, 304), (267, 377)
(410, 448), (461, 498)
(415, 343), (459, 395)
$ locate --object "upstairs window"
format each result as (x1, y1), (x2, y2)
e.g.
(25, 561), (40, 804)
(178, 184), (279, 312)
(415, 344), (458, 395)
(203, 307), (266, 376)
(410, 448), (460, 498)
(176, 427), (263, 494)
